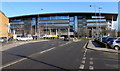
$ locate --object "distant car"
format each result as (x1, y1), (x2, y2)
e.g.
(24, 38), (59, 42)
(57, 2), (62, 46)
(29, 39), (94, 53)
(110, 37), (120, 50)
(0, 38), (4, 43)
(8, 37), (13, 41)
(58, 36), (64, 39)
(106, 37), (118, 48)
(64, 37), (69, 41)
(32, 35), (38, 40)
(102, 37), (109, 43)
(0, 37), (7, 43)
(17, 37), (33, 41)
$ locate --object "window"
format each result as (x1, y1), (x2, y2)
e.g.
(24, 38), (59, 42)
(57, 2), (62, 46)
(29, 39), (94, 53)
(92, 16), (105, 18)
(32, 18), (36, 25)
(78, 16), (83, 18)
(57, 16), (69, 19)
(40, 17), (50, 20)
(70, 17), (74, 21)
(51, 16), (57, 20)
(70, 22), (74, 25)
(118, 38), (120, 41)
(10, 22), (24, 24)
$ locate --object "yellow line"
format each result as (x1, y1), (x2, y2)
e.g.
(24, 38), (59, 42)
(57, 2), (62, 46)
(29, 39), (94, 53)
(83, 41), (89, 49)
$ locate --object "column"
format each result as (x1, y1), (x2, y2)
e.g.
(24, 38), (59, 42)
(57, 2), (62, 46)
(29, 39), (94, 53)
(49, 28), (51, 35)
(56, 29), (58, 35)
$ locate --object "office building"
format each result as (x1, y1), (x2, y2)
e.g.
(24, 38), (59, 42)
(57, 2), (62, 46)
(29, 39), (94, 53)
(9, 12), (118, 37)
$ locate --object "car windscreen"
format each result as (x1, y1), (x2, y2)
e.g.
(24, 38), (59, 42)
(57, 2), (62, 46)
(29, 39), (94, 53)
(116, 41), (120, 43)
(107, 38), (117, 41)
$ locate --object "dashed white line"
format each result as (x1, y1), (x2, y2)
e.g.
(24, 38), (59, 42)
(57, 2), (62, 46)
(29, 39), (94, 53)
(83, 54), (86, 57)
(89, 66), (94, 70)
(81, 60), (85, 64)
(79, 64), (85, 69)
(84, 52), (86, 55)
(82, 57), (86, 60)
(89, 61), (93, 65)
(90, 58), (93, 60)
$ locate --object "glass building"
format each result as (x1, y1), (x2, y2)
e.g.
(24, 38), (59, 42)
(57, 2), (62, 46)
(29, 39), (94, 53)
(118, 1), (120, 36)
(9, 12), (118, 37)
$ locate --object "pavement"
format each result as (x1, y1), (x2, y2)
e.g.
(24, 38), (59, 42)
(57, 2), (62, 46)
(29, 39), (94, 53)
(87, 40), (120, 53)
(0, 39), (50, 51)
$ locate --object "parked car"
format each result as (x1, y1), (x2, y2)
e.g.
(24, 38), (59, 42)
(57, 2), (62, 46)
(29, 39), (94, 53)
(32, 35), (38, 40)
(109, 37), (120, 50)
(58, 36), (65, 39)
(102, 37), (109, 43)
(8, 37), (13, 41)
(0, 37), (7, 43)
(0, 38), (4, 43)
(17, 37), (33, 41)
(64, 37), (69, 41)
(106, 37), (118, 48)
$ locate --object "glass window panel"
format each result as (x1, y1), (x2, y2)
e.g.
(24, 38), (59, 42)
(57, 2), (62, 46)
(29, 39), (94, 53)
(70, 17), (74, 21)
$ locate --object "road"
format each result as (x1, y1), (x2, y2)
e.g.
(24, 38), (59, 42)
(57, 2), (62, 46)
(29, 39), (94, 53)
(1, 39), (119, 71)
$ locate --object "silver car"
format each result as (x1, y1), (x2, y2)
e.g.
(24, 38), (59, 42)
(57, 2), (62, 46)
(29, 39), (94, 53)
(110, 37), (120, 50)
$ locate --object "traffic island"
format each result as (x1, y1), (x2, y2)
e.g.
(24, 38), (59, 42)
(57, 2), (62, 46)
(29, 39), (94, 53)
(87, 40), (120, 53)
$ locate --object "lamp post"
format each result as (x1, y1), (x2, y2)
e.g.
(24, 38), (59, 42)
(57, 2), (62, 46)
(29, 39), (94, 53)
(89, 5), (97, 38)
(99, 6), (103, 38)
(89, 5), (103, 38)
(37, 9), (43, 39)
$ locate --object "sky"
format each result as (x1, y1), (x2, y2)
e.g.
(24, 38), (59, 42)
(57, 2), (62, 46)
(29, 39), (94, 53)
(1, 0), (119, 2)
(1, 2), (118, 17)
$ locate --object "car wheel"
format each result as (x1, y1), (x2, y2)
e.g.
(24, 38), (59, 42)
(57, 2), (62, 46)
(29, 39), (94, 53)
(114, 46), (119, 50)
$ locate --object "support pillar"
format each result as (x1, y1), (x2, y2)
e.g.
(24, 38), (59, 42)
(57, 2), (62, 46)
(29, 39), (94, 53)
(56, 29), (58, 35)
(50, 28), (51, 35)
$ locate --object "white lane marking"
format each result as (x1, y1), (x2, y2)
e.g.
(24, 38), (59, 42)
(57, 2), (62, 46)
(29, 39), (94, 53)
(84, 52), (86, 55)
(83, 54), (86, 57)
(89, 66), (94, 70)
(82, 57), (86, 60)
(1, 41), (72, 69)
(0, 58), (27, 69)
(89, 61), (93, 65)
(59, 41), (71, 47)
(40, 47), (55, 54)
(1, 47), (56, 69)
(79, 64), (84, 69)
(90, 58), (93, 60)
(81, 60), (85, 64)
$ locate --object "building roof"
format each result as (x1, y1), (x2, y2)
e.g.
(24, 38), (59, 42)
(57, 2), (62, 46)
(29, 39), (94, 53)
(9, 12), (118, 21)
(0, 10), (8, 18)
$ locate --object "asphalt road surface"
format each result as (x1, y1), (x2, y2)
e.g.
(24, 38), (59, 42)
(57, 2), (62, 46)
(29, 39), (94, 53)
(1, 39), (119, 71)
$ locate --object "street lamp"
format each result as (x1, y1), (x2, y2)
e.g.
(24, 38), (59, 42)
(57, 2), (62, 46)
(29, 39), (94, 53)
(89, 5), (98, 38)
(89, 5), (103, 38)
(37, 9), (43, 39)
(99, 6), (103, 38)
